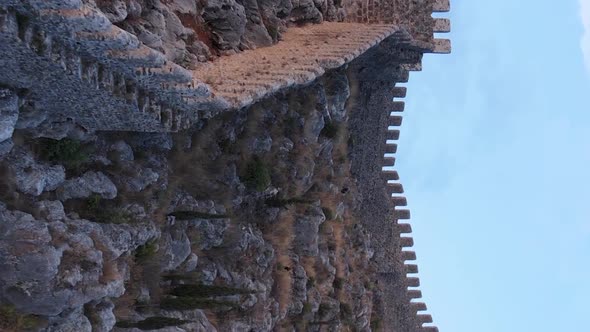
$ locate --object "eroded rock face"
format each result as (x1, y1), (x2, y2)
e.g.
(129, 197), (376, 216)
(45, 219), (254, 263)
(0, 205), (158, 316)
(202, 0), (247, 51)
(0, 88), (18, 143)
(57, 171), (118, 200)
(5, 147), (65, 196)
(293, 205), (326, 256)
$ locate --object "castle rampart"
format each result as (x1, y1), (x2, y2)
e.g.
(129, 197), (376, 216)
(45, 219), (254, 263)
(0, 0), (451, 330)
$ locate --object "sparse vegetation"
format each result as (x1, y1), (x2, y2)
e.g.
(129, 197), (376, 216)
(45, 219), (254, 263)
(306, 276), (315, 289)
(115, 317), (190, 330)
(302, 302), (312, 314)
(0, 305), (40, 331)
(38, 138), (88, 168)
(321, 207), (335, 220)
(83, 195), (135, 224)
(333, 277), (343, 290)
(241, 157), (271, 191)
(265, 196), (313, 207)
(160, 297), (238, 311)
(339, 302), (352, 320)
(320, 121), (339, 139)
(370, 318), (382, 331)
(168, 211), (228, 220)
(134, 240), (158, 261)
(170, 284), (252, 298)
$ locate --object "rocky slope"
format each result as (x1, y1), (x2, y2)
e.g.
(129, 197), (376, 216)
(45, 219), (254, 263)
(0, 66), (389, 331)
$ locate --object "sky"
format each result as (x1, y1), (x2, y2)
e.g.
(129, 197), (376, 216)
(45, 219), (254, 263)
(395, 1), (590, 331)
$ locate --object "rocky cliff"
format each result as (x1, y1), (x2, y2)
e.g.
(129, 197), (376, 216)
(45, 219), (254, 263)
(0, 0), (449, 331)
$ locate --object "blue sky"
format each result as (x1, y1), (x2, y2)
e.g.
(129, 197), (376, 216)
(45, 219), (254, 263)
(396, 0), (590, 331)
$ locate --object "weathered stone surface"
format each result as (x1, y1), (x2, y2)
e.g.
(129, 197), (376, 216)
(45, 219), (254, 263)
(5, 147), (66, 196)
(0, 206), (158, 316)
(290, 0), (323, 23)
(34, 200), (66, 222)
(86, 298), (116, 332)
(113, 163), (159, 192)
(0, 88), (18, 143)
(97, 0), (128, 23)
(0, 138), (14, 158)
(202, 0), (247, 50)
(110, 140), (134, 162)
(45, 307), (92, 332)
(293, 205), (325, 256)
(57, 171), (117, 200)
(160, 223), (192, 271)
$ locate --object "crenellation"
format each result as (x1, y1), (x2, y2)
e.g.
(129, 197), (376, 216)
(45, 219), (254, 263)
(407, 277), (420, 287)
(385, 144), (398, 154)
(398, 223), (412, 233)
(390, 115), (403, 126)
(402, 250), (417, 261)
(386, 129), (401, 140)
(392, 86), (407, 97)
(390, 101), (406, 111)
(416, 314), (433, 323)
(394, 209), (411, 219)
(387, 182), (404, 193)
(408, 290), (423, 299)
(405, 264), (419, 274)
(432, 0), (450, 12)
(400, 236), (414, 247)
(391, 196), (408, 206)
(430, 38), (452, 54)
(410, 302), (427, 312)
(433, 18), (451, 33)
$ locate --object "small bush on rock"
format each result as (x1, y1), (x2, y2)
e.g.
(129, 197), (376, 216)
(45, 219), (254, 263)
(170, 284), (252, 298)
(321, 121), (339, 139)
(242, 157), (271, 191)
(160, 297), (238, 311)
(135, 240), (158, 261)
(38, 138), (88, 169)
(168, 211), (228, 220)
(0, 305), (40, 331)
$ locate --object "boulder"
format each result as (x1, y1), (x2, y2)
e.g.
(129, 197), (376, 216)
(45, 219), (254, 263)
(0, 207), (158, 316)
(202, 0), (247, 50)
(34, 200), (66, 222)
(0, 88), (18, 143)
(5, 147), (65, 196)
(293, 205), (325, 256)
(57, 171), (117, 200)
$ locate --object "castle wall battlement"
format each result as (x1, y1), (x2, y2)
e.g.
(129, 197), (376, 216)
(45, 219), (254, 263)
(1, 0), (450, 132)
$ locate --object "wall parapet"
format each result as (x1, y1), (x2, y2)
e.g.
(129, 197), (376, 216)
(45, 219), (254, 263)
(1, 0), (450, 132)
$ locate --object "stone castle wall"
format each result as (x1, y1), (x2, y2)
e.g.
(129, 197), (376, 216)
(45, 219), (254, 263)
(0, 0), (449, 132)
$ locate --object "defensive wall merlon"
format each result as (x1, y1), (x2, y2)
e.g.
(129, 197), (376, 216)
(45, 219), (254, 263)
(0, 0), (450, 132)
(380, 81), (443, 331)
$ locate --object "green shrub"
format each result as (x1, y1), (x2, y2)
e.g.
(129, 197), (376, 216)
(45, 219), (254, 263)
(170, 284), (252, 298)
(83, 195), (135, 224)
(135, 240), (158, 260)
(242, 158), (271, 191)
(370, 318), (382, 330)
(333, 277), (343, 290)
(321, 207), (335, 221)
(302, 302), (312, 314)
(265, 196), (313, 207)
(339, 302), (352, 320)
(306, 277), (315, 289)
(320, 121), (339, 139)
(115, 317), (189, 330)
(160, 297), (238, 311)
(168, 211), (228, 220)
(276, 262), (284, 271)
(38, 138), (88, 168)
(317, 303), (330, 317)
